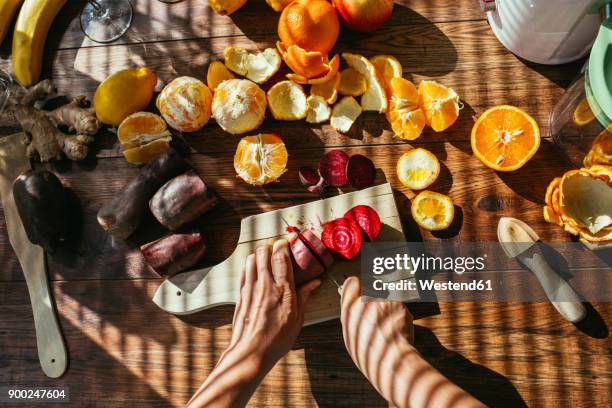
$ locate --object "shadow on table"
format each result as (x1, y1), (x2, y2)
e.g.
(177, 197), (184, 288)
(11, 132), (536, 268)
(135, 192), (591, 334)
(413, 325), (527, 407)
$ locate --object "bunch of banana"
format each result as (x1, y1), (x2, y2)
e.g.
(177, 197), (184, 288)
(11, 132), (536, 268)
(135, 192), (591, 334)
(10, 0), (67, 87)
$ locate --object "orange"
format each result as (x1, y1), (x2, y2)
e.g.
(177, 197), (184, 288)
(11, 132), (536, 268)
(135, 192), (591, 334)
(386, 77), (426, 140)
(278, 0), (339, 55)
(234, 133), (288, 185)
(117, 112), (172, 165)
(418, 80), (460, 132)
(572, 98), (595, 126)
(471, 105), (541, 172)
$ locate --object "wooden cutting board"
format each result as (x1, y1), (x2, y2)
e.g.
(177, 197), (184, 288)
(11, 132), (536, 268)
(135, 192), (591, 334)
(152, 182), (417, 325)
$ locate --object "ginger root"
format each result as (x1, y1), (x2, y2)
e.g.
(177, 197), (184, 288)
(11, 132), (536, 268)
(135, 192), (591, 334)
(10, 80), (101, 162)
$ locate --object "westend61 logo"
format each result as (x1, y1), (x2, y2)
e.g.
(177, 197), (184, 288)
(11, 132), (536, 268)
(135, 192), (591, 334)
(372, 253), (487, 275)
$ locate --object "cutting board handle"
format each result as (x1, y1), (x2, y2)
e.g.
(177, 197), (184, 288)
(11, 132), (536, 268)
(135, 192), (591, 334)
(27, 258), (68, 378)
(152, 247), (249, 315)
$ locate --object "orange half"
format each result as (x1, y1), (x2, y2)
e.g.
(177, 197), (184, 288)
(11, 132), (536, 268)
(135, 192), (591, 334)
(471, 105), (540, 172)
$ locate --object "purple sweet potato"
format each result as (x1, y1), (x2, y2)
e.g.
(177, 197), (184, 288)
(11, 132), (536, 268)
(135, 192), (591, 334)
(140, 231), (206, 277)
(97, 149), (189, 239)
(149, 170), (217, 230)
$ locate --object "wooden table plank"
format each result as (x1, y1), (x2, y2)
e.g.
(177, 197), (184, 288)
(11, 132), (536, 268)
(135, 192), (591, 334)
(0, 141), (590, 283)
(1, 279), (610, 407)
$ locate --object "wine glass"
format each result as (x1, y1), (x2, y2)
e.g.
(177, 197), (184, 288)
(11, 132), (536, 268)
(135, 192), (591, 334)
(80, 0), (133, 44)
(0, 69), (14, 116)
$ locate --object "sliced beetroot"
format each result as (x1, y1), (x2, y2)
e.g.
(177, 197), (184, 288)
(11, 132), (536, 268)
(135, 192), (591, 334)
(299, 229), (334, 268)
(288, 232), (325, 284)
(347, 154), (376, 189)
(344, 205), (381, 241)
(321, 217), (363, 260)
(319, 149), (349, 187)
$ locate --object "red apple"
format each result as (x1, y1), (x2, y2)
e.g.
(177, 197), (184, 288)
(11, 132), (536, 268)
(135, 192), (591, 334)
(332, 0), (393, 32)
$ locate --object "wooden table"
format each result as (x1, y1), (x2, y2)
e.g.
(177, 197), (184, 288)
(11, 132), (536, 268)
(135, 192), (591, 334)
(1, 1), (610, 406)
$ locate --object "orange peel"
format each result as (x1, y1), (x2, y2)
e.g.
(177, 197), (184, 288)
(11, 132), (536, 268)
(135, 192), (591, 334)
(342, 53), (387, 113)
(330, 96), (362, 133)
(310, 72), (340, 104)
(224, 46), (281, 84)
(267, 80), (308, 121)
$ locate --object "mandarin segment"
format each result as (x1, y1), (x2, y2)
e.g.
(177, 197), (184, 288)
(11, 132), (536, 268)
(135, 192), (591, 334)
(418, 80), (460, 132)
(386, 77), (425, 140)
(234, 133), (288, 185)
(117, 112), (172, 165)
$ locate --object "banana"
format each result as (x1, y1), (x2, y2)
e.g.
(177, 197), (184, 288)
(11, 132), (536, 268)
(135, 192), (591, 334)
(0, 0), (23, 45)
(12, 0), (67, 87)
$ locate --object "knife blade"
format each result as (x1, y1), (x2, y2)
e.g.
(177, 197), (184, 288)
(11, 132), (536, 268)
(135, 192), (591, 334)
(281, 216), (343, 294)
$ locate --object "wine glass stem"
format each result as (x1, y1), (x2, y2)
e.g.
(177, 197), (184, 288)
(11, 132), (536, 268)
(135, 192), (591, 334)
(89, 0), (102, 11)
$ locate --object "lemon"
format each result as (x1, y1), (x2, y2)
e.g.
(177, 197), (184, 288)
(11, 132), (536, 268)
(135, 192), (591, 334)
(94, 67), (157, 126)
(397, 148), (440, 190)
(411, 191), (454, 231)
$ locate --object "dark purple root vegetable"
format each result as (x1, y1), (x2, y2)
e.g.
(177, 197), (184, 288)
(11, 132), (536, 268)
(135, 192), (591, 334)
(344, 205), (381, 241)
(288, 232), (325, 285)
(13, 169), (68, 251)
(140, 231), (207, 277)
(347, 154), (376, 189)
(97, 149), (189, 239)
(318, 149), (349, 187)
(149, 170), (217, 231)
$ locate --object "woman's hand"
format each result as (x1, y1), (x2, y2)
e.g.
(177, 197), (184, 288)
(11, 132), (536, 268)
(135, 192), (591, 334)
(187, 239), (320, 408)
(340, 276), (484, 408)
(228, 239), (321, 366)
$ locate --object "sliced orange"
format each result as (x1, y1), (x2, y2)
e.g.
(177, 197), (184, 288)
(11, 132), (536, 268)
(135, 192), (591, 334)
(572, 98), (595, 126)
(369, 55), (402, 92)
(118, 112), (172, 165)
(418, 80), (460, 132)
(207, 61), (235, 91)
(234, 133), (288, 185)
(310, 72), (340, 104)
(386, 77), (426, 140)
(397, 148), (440, 190)
(411, 191), (454, 231)
(338, 68), (367, 97)
(471, 105), (541, 172)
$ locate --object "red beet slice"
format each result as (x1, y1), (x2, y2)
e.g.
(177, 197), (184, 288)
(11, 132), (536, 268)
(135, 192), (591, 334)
(344, 205), (381, 241)
(288, 232), (325, 284)
(299, 229), (334, 268)
(319, 150), (349, 187)
(321, 217), (363, 260)
(347, 154), (376, 189)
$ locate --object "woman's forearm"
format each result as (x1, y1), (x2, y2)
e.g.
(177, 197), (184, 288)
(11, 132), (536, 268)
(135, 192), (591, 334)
(383, 339), (485, 408)
(186, 344), (268, 408)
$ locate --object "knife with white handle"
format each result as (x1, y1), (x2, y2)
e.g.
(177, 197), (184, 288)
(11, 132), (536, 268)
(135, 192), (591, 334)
(497, 217), (586, 323)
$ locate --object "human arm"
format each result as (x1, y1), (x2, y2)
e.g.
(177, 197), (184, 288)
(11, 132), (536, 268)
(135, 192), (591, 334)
(187, 239), (321, 408)
(340, 276), (485, 408)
